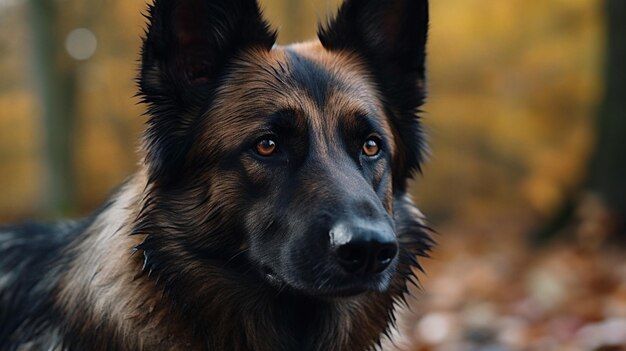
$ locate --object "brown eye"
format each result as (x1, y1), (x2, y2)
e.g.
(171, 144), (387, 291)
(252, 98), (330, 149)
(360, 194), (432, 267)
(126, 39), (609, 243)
(255, 138), (277, 157)
(362, 137), (381, 157)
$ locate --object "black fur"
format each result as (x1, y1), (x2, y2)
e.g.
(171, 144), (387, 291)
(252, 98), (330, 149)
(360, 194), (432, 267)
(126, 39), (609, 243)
(0, 205), (113, 350)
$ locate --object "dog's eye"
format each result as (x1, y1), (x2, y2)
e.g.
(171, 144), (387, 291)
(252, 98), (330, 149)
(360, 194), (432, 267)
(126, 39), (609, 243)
(362, 137), (381, 157)
(255, 138), (277, 157)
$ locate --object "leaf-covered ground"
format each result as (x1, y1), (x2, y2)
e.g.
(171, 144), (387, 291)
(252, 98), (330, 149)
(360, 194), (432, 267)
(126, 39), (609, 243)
(387, 207), (626, 351)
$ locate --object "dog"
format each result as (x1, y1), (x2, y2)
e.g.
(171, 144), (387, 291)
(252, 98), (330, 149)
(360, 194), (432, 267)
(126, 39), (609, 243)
(0, 0), (432, 350)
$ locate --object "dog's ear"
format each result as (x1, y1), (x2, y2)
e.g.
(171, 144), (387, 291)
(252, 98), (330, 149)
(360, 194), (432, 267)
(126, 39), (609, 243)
(139, 0), (276, 185)
(319, 0), (428, 188)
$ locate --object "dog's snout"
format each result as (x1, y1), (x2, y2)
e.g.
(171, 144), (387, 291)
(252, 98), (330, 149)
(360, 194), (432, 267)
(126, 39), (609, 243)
(330, 223), (398, 275)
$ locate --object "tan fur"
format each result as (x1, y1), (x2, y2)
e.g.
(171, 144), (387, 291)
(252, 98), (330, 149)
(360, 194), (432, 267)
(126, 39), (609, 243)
(55, 170), (200, 350)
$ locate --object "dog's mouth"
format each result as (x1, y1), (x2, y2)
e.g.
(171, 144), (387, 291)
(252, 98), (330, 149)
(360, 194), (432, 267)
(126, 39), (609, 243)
(258, 264), (392, 298)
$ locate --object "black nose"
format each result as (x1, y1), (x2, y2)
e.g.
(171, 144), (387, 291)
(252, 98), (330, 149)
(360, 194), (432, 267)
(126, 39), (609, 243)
(330, 223), (398, 275)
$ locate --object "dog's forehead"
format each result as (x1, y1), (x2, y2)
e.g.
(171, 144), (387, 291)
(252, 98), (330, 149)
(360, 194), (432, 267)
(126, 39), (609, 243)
(282, 48), (337, 109)
(209, 42), (384, 123)
(199, 41), (394, 154)
(279, 42), (383, 113)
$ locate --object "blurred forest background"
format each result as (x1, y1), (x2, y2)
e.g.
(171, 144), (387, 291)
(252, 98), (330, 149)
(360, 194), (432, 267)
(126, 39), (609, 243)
(0, 0), (625, 350)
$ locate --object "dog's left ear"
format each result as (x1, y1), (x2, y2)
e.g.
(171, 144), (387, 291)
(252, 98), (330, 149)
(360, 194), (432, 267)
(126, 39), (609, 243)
(319, 0), (428, 188)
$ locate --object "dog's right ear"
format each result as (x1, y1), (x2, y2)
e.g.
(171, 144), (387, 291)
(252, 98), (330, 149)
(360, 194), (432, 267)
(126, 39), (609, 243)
(139, 0), (276, 185)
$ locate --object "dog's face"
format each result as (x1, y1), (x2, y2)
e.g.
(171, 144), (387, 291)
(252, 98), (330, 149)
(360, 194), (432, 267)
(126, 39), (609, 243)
(137, 0), (428, 297)
(203, 46), (400, 295)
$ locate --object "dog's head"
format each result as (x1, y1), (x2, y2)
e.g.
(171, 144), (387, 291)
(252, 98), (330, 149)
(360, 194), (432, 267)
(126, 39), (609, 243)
(136, 0), (430, 298)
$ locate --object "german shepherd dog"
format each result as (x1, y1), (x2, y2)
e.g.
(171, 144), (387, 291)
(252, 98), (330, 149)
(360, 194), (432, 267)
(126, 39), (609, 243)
(0, 0), (432, 350)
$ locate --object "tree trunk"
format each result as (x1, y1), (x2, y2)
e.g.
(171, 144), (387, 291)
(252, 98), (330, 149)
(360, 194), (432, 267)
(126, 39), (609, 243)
(27, 0), (77, 216)
(531, 0), (626, 245)
(587, 0), (626, 234)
